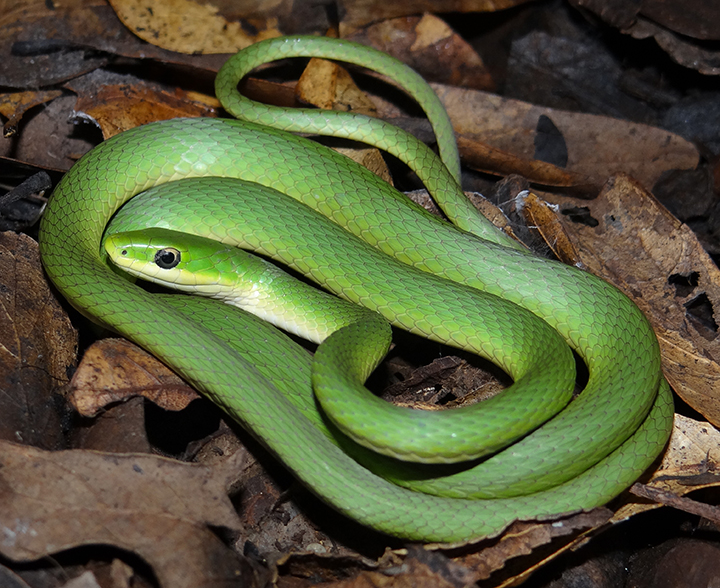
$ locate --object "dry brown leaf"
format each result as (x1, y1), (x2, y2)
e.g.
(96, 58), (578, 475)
(0, 90), (63, 137)
(456, 135), (597, 190)
(569, 0), (720, 40)
(339, 0), (534, 30)
(513, 414), (720, 580)
(68, 338), (199, 417)
(569, 0), (720, 75)
(0, 0), (230, 90)
(626, 17), (720, 76)
(432, 85), (699, 190)
(440, 413), (720, 586)
(0, 440), (265, 587)
(0, 232), (76, 448)
(298, 57), (378, 116)
(107, 0), (281, 54)
(345, 14), (495, 91)
(520, 191), (582, 265)
(65, 71), (219, 138)
(540, 175), (720, 426)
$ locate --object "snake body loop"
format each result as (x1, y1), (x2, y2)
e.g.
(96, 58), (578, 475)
(38, 36), (673, 542)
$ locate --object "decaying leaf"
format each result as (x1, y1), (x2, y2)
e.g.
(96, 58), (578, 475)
(68, 338), (199, 417)
(0, 0), (230, 90)
(0, 232), (76, 448)
(435, 86), (699, 190)
(0, 90), (63, 137)
(569, 0), (720, 75)
(339, 0), (534, 30)
(67, 74), (218, 138)
(107, 0), (281, 54)
(345, 14), (495, 91)
(0, 440), (266, 587)
(296, 56), (393, 184)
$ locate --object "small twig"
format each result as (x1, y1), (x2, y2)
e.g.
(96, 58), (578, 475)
(0, 171), (52, 211)
(631, 482), (720, 524)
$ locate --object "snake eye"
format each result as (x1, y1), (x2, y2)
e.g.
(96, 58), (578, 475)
(154, 247), (181, 269)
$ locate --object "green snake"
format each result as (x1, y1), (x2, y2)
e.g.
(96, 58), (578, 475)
(38, 35), (674, 543)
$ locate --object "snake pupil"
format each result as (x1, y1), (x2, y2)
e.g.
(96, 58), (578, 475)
(155, 248), (181, 269)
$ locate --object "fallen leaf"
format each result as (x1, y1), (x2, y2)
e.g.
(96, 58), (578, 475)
(339, 0), (534, 30)
(435, 86), (699, 190)
(520, 191), (582, 266)
(569, 0), (720, 75)
(625, 17), (720, 76)
(0, 90), (63, 137)
(298, 57), (378, 116)
(296, 56), (392, 183)
(107, 0), (281, 54)
(0, 232), (76, 448)
(0, 0), (227, 89)
(0, 440), (266, 587)
(627, 538), (720, 588)
(66, 70), (219, 138)
(622, 414), (720, 523)
(68, 338), (199, 417)
(345, 14), (495, 91)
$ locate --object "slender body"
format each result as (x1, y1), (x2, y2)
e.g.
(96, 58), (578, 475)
(38, 36), (673, 542)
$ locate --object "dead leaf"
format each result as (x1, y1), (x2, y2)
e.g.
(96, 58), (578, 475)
(0, 232), (76, 448)
(0, 440), (266, 587)
(338, 0), (534, 30)
(0, 90), (63, 137)
(107, 0), (281, 54)
(298, 58), (378, 116)
(452, 511), (613, 586)
(627, 538), (720, 588)
(433, 85), (699, 190)
(345, 14), (495, 91)
(519, 191), (582, 266)
(456, 135), (596, 190)
(65, 70), (219, 138)
(569, 0), (720, 75)
(625, 17), (720, 76)
(621, 414), (720, 523)
(69, 338), (199, 417)
(0, 0), (228, 89)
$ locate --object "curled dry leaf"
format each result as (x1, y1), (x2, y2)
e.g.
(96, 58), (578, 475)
(0, 90), (63, 137)
(616, 414), (720, 525)
(458, 414), (720, 588)
(626, 17), (720, 76)
(569, 0), (720, 75)
(519, 191), (582, 266)
(475, 413), (720, 586)
(0, 0), (229, 90)
(0, 440), (265, 587)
